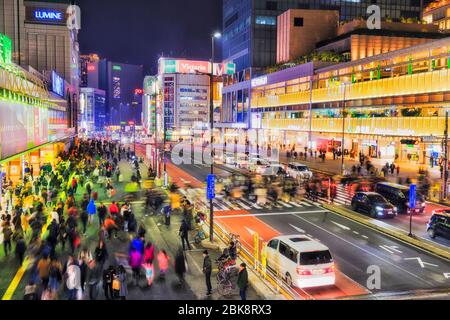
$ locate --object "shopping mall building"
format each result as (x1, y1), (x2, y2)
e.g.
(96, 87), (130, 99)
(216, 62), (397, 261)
(244, 37), (450, 166)
(0, 35), (76, 184)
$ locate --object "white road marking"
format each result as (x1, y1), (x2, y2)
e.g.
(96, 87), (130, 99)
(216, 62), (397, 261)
(292, 215), (435, 286)
(444, 273), (450, 279)
(379, 245), (395, 254)
(387, 246), (403, 254)
(289, 201), (303, 208)
(353, 231), (360, 235)
(235, 200), (252, 210)
(404, 257), (439, 268)
(361, 235), (369, 239)
(215, 210), (329, 219)
(278, 201), (293, 208)
(222, 198), (241, 210)
(245, 227), (256, 236)
(331, 221), (351, 231)
(289, 224), (305, 233)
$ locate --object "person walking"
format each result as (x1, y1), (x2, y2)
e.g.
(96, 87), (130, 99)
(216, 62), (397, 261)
(157, 249), (169, 279)
(48, 257), (62, 299)
(97, 202), (107, 227)
(174, 248), (187, 285)
(87, 198), (96, 225)
(179, 219), (192, 251)
(237, 263), (248, 300)
(15, 235), (27, 266)
(80, 209), (88, 235)
(2, 224), (12, 256)
(37, 253), (51, 290)
(202, 250), (212, 296)
(117, 265), (127, 300)
(102, 266), (115, 300)
(94, 240), (108, 270)
(65, 257), (81, 300)
(87, 260), (102, 300)
(129, 247), (142, 286)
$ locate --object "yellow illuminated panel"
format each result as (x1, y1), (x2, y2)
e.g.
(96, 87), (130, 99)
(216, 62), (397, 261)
(252, 69), (450, 108)
(263, 117), (446, 136)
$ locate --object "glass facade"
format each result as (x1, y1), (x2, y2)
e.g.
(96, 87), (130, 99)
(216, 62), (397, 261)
(223, 0), (425, 72)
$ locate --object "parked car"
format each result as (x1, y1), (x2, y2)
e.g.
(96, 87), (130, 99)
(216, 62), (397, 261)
(287, 163), (313, 181)
(374, 182), (426, 214)
(351, 192), (397, 219)
(265, 235), (335, 289)
(427, 210), (450, 239)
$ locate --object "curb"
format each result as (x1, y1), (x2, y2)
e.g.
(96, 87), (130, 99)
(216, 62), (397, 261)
(322, 204), (450, 261)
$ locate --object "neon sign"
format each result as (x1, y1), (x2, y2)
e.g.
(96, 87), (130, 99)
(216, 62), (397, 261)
(34, 10), (64, 21)
(0, 33), (12, 65)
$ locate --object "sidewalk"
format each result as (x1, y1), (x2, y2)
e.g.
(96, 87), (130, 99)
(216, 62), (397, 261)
(280, 152), (441, 182)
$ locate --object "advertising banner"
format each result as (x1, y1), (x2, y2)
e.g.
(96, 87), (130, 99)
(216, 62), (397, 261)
(0, 100), (49, 160)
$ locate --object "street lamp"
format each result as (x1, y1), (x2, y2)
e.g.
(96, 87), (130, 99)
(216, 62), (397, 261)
(209, 31), (221, 242)
(341, 82), (350, 176)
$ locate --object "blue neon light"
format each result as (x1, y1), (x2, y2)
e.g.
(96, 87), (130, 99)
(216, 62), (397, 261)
(34, 10), (64, 21)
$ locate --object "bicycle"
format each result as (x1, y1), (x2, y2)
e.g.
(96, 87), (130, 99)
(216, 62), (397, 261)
(216, 259), (235, 297)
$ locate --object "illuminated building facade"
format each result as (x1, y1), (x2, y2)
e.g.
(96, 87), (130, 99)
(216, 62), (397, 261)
(157, 58), (232, 141)
(249, 37), (450, 166)
(0, 33), (74, 183)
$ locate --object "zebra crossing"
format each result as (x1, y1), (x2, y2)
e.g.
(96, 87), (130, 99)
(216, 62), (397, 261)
(179, 188), (317, 212)
(316, 184), (354, 206)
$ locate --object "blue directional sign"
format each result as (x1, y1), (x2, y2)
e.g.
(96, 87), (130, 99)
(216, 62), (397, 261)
(409, 184), (416, 209)
(207, 174), (215, 200)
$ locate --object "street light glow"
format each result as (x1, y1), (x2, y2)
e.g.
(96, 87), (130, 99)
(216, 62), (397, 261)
(213, 32), (222, 39)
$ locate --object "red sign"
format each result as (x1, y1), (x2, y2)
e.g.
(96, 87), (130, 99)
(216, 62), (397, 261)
(87, 64), (96, 72)
(134, 88), (144, 95)
(177, 60), (210, 74)
(128, 121), (135, 125)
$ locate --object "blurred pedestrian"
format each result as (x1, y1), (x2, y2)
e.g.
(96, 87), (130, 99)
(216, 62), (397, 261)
(237, 263), (248, 300)
(202, 250), (212, 296)
(179, 219), (192, 250)
(157, 249), (169, 279)
(174, 248), (187, 285)
(117, 265), (127, 300)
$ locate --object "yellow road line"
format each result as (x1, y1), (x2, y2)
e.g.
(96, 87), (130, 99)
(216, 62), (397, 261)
(2, 216), (51, 300)
(2, 257), (31, 300)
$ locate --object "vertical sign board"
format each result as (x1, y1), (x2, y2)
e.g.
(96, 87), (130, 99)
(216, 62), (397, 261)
(0, 33), (12, 65)
(206, 174), (215, 200)
(409, 184), (416, 209)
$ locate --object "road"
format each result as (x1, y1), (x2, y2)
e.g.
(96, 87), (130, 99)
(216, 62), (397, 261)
(170, 155), (450, 299)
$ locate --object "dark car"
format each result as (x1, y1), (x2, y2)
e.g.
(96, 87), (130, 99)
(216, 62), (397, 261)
(374, 182), (425, 214)
(351, 192), (397, 219)
(427, 211), (450, 239)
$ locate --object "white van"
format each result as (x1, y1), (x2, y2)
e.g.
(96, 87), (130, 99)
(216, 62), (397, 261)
(264, 235), (336, 288)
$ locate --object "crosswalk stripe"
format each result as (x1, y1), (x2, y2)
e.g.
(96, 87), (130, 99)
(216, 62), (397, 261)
(213, 201), (228, 211)
(215, 199), (234, 211)
(289, 201), (303, 208)
(240, 198), (263, 209)
(278, 201), (293, 208)
(301, 200), (313, 207)
(235, 200), (252, 210)
(221, 199), (241, 210)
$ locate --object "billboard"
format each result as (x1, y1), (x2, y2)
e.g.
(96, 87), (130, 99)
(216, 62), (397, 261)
(0, 101), (49, 160)
(0, 33), (12, 65)
(159, 58), (236, 76)
(25, 7), (67, 25)
(52, 71), (65, 97)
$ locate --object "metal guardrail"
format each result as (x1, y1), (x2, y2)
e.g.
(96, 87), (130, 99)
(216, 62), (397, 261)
(187, 190), (313, 300)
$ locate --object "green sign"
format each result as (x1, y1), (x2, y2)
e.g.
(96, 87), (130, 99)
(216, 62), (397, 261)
(163, 60), (177, 73)
(224, 62), (236, 75)
(113, 65), (122, 71)
(0, 33), (12, 65)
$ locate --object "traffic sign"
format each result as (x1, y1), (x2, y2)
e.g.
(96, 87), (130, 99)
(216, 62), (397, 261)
(409, 184), (416, 209)
(206, 174), (215, 200)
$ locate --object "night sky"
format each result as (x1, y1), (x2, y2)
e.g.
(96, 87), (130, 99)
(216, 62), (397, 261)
(77, 0), (223, 74)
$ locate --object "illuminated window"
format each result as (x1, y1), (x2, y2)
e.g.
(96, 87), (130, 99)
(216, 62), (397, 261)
(256, 16), (276, 26)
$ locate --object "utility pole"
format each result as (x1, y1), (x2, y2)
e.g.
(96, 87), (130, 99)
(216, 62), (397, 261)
(443, 111), (449, 200)
(341, 83), (347, 176)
